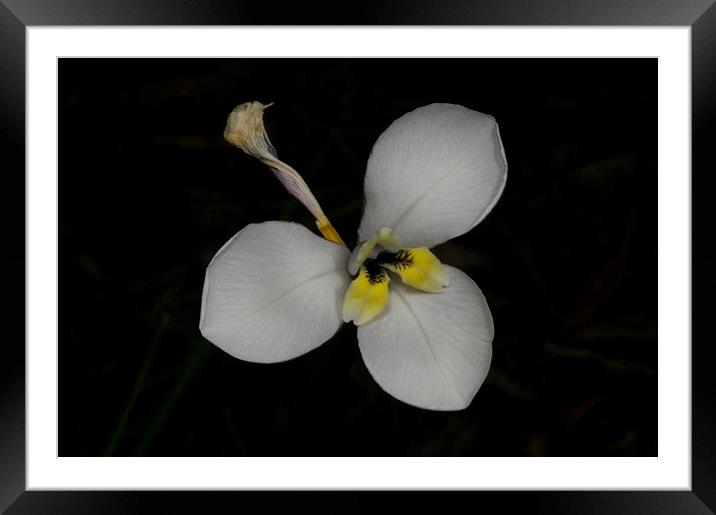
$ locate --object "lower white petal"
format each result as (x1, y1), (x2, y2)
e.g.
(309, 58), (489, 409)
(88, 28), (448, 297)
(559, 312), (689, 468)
(357, 265), (493, 410)
(200, 221), (350, 363)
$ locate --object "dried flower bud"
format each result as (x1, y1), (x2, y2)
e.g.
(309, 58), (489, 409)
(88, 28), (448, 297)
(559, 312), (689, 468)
(224, 101), (276, 158)
(223, 101), (346, 247)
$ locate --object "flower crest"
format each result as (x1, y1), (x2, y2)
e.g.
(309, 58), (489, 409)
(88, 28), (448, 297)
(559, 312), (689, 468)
(200, 101), (507, 410)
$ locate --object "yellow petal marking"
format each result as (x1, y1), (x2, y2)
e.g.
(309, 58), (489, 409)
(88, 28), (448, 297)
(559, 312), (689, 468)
(379, 248), (450, 293)
(342, 266), (391, 326)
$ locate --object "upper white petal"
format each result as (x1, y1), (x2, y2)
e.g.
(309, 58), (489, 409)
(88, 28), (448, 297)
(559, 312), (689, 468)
(358, 103), (507, 248)
(357, 265), (493, 410)
(200, 221), (350, 363)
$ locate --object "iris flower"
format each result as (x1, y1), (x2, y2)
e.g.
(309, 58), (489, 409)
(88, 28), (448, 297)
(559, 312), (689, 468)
(200, 101), (507, 410)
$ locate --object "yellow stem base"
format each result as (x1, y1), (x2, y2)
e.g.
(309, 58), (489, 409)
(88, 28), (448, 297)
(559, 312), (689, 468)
(316, 219), (346, 247)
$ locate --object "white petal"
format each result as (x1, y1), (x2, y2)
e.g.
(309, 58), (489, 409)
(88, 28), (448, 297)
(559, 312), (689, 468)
(200, 221), (350, 363)
(357, 265), (493, 410)
(358, 103), (507, 248)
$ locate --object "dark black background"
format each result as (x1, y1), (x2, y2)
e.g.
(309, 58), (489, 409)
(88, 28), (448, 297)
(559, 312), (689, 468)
(58, 58), (656, 457)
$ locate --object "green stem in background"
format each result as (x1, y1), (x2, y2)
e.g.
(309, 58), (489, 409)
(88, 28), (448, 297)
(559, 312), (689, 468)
(498, 219), (558, 321)
(103, 313), (170, 457)
(132, 341), (210, 456)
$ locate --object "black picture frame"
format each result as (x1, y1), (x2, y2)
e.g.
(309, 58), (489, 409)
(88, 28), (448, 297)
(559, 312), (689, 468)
(1, 1), (714, 513)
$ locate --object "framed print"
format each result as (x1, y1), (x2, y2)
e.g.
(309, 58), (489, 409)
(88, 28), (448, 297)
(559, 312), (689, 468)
(1, 0), (714, 513)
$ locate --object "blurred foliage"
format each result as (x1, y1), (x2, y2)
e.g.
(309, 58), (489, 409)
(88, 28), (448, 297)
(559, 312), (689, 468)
(59, 59), (656, 456)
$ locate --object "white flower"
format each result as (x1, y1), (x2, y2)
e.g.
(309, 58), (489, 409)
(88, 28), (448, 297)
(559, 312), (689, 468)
(200, 102), (507, 410)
